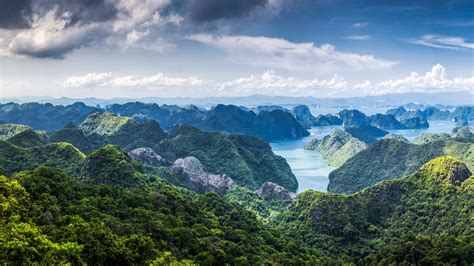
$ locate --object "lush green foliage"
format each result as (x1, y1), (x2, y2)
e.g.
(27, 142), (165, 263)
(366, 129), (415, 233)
(328, 138), (474, 194)
(80, 112), (134, 136)
(277, 156), (473, 263)
(305, 129), (367, 167)
(1, 167), (331, 264)
(50, 117), (297, 191)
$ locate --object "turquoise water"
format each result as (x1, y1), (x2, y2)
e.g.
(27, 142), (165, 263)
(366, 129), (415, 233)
(270, 126), (341, 193)
(271, 120), (458, 194)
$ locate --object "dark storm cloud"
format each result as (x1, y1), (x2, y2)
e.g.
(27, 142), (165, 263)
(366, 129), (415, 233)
(31, 0), (118, 26)
(0, 0), (32, 29)
(186, 0), (268, 23)
(0, 0), (117, 29)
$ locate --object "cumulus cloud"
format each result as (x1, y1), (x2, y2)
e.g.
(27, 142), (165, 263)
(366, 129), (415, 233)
(63, 72), (210, 89)
(3, 8), (104, 59)
(63, 72), (113, 88)
(61, 64), (473, 97)
(187, 34), (397, 72)
(362, 64), (474, 94)
(343, 35), (371, 41)
(218, 70), (348, 96)
(0, 0), (291, 59)
(0, 0), (181, 58)
(411, 35), (474, 50)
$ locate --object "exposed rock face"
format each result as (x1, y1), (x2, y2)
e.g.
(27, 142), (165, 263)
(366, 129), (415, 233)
(423, 107), (451, 120)
(345, 125), (388, 144)
(401, 117), (429, 129)
(170, 156), (234, 194)
(369, 114), (405, 130)
(291, 105), (342, 128)
(448, 162), (472, 186)
(313, 114), (343, 126)
(305, 129), (368, 167)
(386, 106), (408, 120)
(256, 181), (296, 205)
(128, 147), (164, 166)
(413, 133), (450, 145)
(384, 133), (409, 143)
(338, 109), (370, 128)
(291, 105), (315, 128)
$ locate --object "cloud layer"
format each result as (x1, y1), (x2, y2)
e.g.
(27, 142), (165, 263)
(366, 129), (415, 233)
(0, 0), (290, 59)
(187, 34), (397, 72)
(61, 64), (473, 97)
(411, 35), (474, 50)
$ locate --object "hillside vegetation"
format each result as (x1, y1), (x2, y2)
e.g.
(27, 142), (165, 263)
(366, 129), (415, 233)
(328, 138), (474, 194)
(277, 156), (473, 264)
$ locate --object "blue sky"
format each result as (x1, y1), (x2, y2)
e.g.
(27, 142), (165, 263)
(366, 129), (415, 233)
(0, 0), (473, 98)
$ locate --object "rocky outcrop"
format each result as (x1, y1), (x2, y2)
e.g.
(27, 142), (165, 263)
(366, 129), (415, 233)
(305, 129), (368, 167)
(448, 162), (472, 186)
(369, 114), (405, 130)
(401, 117), (429, 129)
(291, 105), (315, 128)
(291, 105), (342, 128)
(338, 109), (370, 128)
(423, 107), (451, 120)
(128, 147), (165, 166)
(384, 133), (409, 143)
(170, 156), (234, 194)
(256, 181), (296, 206)
(313, 114), (343, 126)
(345, 125), (388, 144)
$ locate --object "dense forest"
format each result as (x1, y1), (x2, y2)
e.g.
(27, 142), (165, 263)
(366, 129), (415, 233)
(0, 108), (473, 264)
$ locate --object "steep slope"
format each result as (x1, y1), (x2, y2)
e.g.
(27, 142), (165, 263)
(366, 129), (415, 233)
(0, 124), (32, 140)
(49, 117), (298, 192)
(289, 105), (342, 127)
(277, 156), (473, 264)
(0, 140), (86, 177)
(305, 129), (367, 167)
(6, 129), (48, 147)
(0, 102), (100, 130)
(156, 125), (298, 191)
(345, 125), (388, 144)
(328, 139), (474, 194)
(79, 112), (133, 136)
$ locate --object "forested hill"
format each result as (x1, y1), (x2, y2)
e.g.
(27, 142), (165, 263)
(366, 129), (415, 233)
(0, 102), (309, 141)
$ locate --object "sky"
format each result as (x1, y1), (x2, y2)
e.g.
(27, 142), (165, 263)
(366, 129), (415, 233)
(0, 0), (473, 99)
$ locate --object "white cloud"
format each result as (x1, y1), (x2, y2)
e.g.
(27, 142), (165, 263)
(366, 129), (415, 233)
(1, 8), (103, 58)
(112, 0), (172, 32)
(60, 64), (473, 97)
(352, 22), (368, 29)
(187, 34), (397, 72)
(411, 35), (474, 50)
(218, 70), (348, 96)
(343, 35), (371, 41)
(63, 72), (113, 88)
(106, 73), (210, 88)
(0, 0), (182, 58)
(63, 72), (210, 89)
(356, 64), (474, 95)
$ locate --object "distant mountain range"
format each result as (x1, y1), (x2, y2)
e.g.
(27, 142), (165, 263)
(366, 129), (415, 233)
(3, 91), (473, 107)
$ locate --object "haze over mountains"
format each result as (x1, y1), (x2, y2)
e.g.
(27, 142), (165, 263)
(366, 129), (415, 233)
(2, 91), (473, 107)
